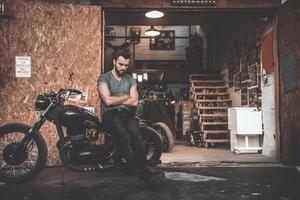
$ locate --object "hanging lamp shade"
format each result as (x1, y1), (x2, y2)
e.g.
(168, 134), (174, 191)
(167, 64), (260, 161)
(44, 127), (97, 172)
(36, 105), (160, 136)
(145, 10), (164, 19)
(145, 25), (160, 37)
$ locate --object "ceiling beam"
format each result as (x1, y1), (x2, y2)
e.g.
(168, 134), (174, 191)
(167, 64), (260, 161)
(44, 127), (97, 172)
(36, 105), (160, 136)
(92, 0), (281, 8)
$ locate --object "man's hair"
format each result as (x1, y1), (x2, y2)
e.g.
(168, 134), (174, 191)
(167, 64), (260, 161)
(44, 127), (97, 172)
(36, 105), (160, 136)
(113, 49), (130, 60)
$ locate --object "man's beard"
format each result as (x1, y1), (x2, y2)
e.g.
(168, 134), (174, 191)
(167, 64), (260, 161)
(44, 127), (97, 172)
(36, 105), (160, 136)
(116, 68), (126, 76)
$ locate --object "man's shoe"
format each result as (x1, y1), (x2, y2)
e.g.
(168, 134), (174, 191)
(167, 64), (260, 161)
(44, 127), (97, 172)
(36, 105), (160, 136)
(139, 167), (165, 186)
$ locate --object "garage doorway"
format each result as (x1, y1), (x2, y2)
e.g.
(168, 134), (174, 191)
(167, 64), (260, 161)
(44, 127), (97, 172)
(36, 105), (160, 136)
(102, 9), (279, 164)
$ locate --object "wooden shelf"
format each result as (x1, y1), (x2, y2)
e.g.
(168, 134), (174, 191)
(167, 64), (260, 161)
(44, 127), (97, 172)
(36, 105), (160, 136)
(190, 73), (232, 149)
(193, 92), (229, 95)
(192, 86), (227, 89)
(202, 122), (228, 125)
(205, 139), (230, 143)
(200, 113), (228, 117)
(190, 74), (222, 81)
(197, 106), (228, 109)
(204, 130), (229, 134)
(196, 99), (231, 102)
(204, 139), (230, 148)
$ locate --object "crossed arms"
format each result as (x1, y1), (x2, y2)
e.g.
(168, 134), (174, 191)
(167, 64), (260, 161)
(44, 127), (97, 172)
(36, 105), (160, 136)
(98, 84), (139, 107)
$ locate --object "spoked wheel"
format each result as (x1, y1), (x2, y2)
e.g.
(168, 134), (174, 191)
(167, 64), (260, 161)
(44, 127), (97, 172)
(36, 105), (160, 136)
(141, 126), (163, 166)
(153, 122), (174, 152)
(0, 124), (47, 183)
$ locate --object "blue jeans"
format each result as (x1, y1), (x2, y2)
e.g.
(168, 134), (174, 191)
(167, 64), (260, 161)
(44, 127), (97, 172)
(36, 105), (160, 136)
(103, 108), (147, 172)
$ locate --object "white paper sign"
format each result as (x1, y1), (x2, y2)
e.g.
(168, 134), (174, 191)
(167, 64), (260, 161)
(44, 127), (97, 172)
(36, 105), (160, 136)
(15, 56), (31, 77)
(83, 106), (95, 113)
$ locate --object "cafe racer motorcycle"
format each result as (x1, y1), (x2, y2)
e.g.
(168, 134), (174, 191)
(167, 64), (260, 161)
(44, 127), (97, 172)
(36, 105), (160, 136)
(0, 89), (163, 183)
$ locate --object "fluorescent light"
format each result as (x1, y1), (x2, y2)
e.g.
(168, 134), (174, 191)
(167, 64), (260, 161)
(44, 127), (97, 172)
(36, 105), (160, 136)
(137, 75), (143, 82)
(132, 73), (137, 79)
(145, 10), (164, 19)
(143, 73), (148, 81)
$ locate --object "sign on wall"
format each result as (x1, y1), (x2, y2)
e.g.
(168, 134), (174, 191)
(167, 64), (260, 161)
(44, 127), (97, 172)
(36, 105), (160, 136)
(280, 53), (297, 93)
(15, 56), (31, 77)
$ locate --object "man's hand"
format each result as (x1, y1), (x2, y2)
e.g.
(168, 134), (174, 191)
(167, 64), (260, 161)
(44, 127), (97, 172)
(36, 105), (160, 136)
(98, 84), (130, 106)
(122, 85), (139, 107)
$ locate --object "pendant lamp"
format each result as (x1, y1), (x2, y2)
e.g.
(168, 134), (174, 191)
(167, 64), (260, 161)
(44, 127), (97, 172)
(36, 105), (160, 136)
(145, 25), (160, 37)
(145, 10), (164, 19)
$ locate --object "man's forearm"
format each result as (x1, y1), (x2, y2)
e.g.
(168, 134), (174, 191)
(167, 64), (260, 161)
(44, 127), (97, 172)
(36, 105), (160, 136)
(122, 97), (138, 107)
(103, 95), (129, 106)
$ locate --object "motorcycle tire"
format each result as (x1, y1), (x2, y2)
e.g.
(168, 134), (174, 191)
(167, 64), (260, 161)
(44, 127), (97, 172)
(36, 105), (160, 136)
(117, 126), (163, 175)
(153, 122), (174, 153)
(141, 126), (163, 166)
(0, 123), (48, 184)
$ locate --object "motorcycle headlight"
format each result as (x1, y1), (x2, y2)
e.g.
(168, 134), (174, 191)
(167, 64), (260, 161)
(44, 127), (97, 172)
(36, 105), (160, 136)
(35, 95), (50, 111)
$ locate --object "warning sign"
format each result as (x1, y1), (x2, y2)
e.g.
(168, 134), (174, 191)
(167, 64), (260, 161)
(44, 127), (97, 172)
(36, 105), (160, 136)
(15, 56), (31, 78)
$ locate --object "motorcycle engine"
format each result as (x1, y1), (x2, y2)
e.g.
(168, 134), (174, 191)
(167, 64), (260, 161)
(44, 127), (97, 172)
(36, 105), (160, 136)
(60, 128), (108, 164)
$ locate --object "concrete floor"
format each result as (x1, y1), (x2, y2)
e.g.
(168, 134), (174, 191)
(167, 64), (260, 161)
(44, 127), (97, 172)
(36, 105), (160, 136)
(161, 143), (277, 164)
(0, 164), (299, 200)
(0, 143), (289, 200)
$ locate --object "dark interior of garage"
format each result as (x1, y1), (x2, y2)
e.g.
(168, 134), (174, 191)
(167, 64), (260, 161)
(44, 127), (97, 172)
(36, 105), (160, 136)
(103, 9), (274, 155)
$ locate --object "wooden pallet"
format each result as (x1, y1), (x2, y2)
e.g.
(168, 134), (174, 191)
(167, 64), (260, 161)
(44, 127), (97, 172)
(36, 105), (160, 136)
(204, 139), (230, 148)
(190, 74), (232, 148)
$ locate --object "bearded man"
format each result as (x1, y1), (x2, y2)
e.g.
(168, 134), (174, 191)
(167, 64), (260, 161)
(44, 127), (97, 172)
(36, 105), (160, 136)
(97, 50), (164, 186)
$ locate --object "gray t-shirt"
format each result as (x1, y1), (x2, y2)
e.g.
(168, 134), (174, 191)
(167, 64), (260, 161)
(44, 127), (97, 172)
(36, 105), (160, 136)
(97, 71), (137, 113)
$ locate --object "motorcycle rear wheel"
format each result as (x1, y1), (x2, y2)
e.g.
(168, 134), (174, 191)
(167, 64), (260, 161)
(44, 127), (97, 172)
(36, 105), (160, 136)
(0, 123), (47, 183)
(153, 122), (174, 153)
(141, 126), (163, 165)
(115, 126), (163, 174)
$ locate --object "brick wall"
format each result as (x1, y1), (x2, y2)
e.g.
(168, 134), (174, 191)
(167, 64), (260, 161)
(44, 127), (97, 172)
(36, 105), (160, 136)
(278, 0), (300, 165)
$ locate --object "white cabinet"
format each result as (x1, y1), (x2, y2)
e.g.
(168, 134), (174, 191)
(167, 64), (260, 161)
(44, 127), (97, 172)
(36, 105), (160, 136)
(228, 107), (263, 154)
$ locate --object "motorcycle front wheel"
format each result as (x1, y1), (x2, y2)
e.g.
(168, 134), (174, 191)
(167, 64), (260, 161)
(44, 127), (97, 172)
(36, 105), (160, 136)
(0, 123), (47, 183)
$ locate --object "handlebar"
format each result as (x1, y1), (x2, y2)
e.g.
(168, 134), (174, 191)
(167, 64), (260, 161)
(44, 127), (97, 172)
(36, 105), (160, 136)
(57, 88), (82, 95)
(67, 89), (82, 95)
(43, 88), (82, 103)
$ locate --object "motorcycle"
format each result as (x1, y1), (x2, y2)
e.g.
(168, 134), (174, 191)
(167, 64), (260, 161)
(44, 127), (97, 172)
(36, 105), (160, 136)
(0, 88), (163, 184)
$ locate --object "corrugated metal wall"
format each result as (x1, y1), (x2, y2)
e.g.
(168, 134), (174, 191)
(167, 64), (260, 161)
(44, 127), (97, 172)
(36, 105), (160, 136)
(0, 0), (102, 165)
(278, 0), (300, 165)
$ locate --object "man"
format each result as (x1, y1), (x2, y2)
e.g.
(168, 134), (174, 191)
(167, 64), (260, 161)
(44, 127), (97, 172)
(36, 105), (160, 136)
(97, 49), (164, 185)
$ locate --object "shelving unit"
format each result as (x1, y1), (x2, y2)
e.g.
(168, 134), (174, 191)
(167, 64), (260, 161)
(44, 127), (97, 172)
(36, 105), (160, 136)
(190, 74), (232, 148)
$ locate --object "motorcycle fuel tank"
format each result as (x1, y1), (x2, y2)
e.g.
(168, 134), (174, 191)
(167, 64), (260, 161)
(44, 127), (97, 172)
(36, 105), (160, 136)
(60, 105), (100, 129)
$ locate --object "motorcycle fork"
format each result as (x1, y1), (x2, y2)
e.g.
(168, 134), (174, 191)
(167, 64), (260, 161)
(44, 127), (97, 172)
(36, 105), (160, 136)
(9, 115), (47, 159)
(53, 120), (66, 151)
(9, 103), (56, 159)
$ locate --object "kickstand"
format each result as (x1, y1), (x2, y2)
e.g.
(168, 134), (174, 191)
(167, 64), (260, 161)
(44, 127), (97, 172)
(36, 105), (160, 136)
(60, 166), (66, 185)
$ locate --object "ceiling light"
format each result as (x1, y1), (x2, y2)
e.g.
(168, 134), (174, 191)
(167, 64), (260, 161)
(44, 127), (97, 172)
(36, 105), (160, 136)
(145, 25), (160, 37)
(145, 10), (164, 19)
